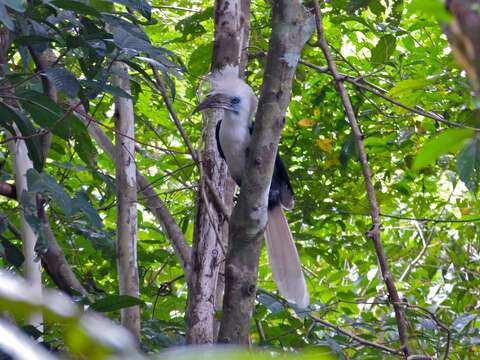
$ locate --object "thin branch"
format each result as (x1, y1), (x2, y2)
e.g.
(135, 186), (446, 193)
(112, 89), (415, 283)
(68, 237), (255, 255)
(403, 303), (451, 360)
(313, 1), (411, 357)
(249, 51), (479, 130)
(310, 315), (402, 356)
(319, 208), (480, 223)
(151, 67), (200, 165)
(75, 108), (185, 155)
(151, 66), (231, 220)
(152, 5), (200, 12)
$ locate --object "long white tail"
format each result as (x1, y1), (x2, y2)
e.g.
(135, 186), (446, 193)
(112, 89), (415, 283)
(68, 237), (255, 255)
(265, 206), (309, 308)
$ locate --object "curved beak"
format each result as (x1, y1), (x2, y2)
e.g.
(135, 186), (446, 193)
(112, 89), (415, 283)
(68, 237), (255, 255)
(193, 93), (232, 113)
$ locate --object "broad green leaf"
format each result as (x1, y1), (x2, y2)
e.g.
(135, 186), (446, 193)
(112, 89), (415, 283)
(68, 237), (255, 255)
(18, 90), (73, 140)
(51, 0), (102, 17)
(90, 295), (144, 312)
(456, 137), (480, 192)
(347, 0), (371, 13)
(371, 34), (396, 64)
(0, 102), (44, 171)
(0, 4), (14, 33)
(2, 0), (26, 12)
(452, 313), (477, 332)
(188, 42), (213, 77)
(409, 0), (450, 21)
(44, 67), (80, 98)
(388, 79), (430, 99)
(413, 128), (475, 170)
(73, 192), (103, 229)
(26, 168), (75, 216)
(0, 237), (24, 267)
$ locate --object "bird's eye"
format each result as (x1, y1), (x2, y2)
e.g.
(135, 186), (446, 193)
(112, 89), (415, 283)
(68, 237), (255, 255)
(231, 97), (240, 105)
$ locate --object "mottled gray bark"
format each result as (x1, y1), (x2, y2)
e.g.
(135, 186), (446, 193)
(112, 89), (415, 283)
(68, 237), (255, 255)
(445, 0), (480, 93)
(111, 61), (140, 341)
(186, 0), (250, 344)
(217, 0), (314, 344)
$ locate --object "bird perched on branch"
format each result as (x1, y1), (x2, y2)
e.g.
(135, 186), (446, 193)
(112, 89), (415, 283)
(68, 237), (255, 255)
(195, 67), (309, 308)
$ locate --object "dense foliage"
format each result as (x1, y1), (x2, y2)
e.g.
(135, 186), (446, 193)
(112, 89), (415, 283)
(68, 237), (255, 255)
(0, 0), (479, 359)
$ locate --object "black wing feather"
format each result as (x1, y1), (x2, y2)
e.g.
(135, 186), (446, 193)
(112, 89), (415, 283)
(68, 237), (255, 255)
(217, 120), (294, 209)
(215, 120), (225, 159)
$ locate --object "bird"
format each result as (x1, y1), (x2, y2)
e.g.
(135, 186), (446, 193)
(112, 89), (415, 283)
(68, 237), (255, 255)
(194, 67), (309, 308)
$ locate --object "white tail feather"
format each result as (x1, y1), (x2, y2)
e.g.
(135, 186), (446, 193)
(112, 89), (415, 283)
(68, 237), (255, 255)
(265, 206), (309, 308)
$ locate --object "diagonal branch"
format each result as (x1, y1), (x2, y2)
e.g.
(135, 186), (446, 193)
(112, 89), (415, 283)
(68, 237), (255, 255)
(72, 104), (192, 275)
(313, 1), (411, 358)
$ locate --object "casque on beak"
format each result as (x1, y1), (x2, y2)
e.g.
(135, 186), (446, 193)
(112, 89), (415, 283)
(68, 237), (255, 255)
(193, 93), (232, 113)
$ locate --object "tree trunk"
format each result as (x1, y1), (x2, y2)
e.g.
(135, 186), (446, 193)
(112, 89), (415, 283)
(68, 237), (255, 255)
(112, 61), (140, 341)
(1, 26), (43, 332)
(8, 134), (43, 332)
(217, 0), (314, 344)
(185, 0), (251, 344)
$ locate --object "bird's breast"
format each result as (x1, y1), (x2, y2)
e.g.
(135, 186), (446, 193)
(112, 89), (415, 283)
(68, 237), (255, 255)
(219, 123), (251, 185)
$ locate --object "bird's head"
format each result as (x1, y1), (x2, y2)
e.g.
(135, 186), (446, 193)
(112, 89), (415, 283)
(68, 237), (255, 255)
(194, 66), (258, 119)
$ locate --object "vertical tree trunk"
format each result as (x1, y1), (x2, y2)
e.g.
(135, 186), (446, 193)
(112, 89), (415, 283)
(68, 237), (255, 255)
(1, 26), (43, 332)
(218, 0), (314, 344)
(112, 61), (140, 341)
(8, 136), (43, 331)
(186, 0), (250, 344)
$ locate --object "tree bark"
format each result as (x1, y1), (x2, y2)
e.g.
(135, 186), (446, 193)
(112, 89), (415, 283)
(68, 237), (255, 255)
(8, 135), (43, 331)
(185, 0), (250, 344)
(217, 0), (314, 344)
(112, 61), (140, 341)
(445, 0), (480, 93)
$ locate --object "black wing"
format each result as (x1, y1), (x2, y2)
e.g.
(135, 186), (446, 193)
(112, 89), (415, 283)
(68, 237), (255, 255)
(215, 120), (225, 159)
(268, 154), (294, 209)
(220, 120), (294, 208)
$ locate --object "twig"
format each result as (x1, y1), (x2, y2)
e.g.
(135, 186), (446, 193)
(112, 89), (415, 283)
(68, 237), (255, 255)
(313, 1), (411, 357)
(404, 303), (451, 360)
(151, 67), (200, 165)
(249, 51), (478, 130)
(318, 207), (480, 223)
(152, 5), (200, 12)
(255, 319), (266, 343)
(151, 66), (231, 220)
(74, 108), (185, 155)
(310, 314), (402, 356)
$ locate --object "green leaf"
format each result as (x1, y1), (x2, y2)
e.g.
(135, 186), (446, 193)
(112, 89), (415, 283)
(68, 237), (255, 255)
(0, 237), (25, 267)
(452, 313), (477, 333)
(371, 35), (396, 64)
(73, 192), (103, 229)
(409, 0), (450, 21)
(18, 90), (73, 140)
(26, 168), (75, 216)
(44, 67), (80, 98)
(14, 35), (56, 46)
(0, 102), (44, 171)
(90, 295), (144, 312)
(456, 137), (480, 192)
(347, 0), (371, 13)
(104, 14), (151, 52)
(2, 0), (26, 12)
(106, 0), (150, 19)
(339, 133), (358, 169)
(51, 0), (102, 17)
(0, 4), (14, 32)
(413, 128), (475, 170)
(188, 42), (213, 77)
